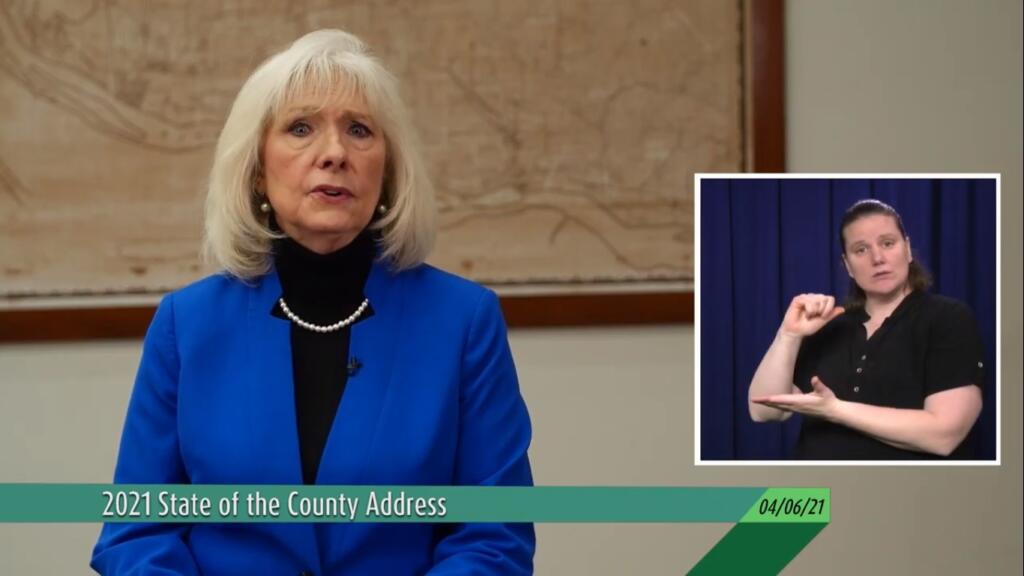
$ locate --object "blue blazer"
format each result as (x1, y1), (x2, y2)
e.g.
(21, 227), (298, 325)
(92, 261), (535, 575)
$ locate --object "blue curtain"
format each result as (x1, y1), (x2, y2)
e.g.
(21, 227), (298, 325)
(700, 178), (997, 460)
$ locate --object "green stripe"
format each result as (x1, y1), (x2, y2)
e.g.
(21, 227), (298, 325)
(0, 484), (767, 523)
(687, 523), (828, 575)
(1, 484), (831, 571)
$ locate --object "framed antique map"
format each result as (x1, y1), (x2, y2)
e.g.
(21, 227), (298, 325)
(0, 0), (783, 337)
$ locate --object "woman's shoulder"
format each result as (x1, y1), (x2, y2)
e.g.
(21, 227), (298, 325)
(166, 272), (254, 304)
(392, 263), (502, 321)
(155, 273), (263, 327)
(396, 263), (495, 299)
(918, 292), (978, 325)
(146, 272), (270, 343)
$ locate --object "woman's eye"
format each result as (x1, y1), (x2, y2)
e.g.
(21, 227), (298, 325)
(288, 121), (312, 136)
(348, 122), (372, 138)
(855, 247), (867, 255)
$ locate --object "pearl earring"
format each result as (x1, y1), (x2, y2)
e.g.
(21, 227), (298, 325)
(377, 203), (388, 215)
(260, 201), (271, 214)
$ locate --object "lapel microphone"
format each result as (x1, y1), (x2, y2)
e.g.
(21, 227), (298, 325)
(347, 357), (363, 377)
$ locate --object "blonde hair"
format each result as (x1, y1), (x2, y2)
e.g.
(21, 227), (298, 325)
(203, 29), (436, 279)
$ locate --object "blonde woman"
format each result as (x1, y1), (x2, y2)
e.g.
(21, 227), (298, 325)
(92, 30), (534, 575)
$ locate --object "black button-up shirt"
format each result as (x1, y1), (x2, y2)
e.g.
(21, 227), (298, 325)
(793, 290), (985, 460)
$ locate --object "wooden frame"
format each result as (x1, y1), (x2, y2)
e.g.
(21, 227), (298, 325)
(0, 0), (782, 340)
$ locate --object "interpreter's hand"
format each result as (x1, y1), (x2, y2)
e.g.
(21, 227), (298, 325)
(750, 376), (841, 420)
(780, 294), (844, 338)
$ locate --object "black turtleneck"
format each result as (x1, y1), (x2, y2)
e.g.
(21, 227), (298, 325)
(271, 231), (376, 484)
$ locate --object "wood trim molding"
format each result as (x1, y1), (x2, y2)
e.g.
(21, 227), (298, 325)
(0, 307), (158, 342)
(0, 291), (695, 341)
(499, 291), (693, 327)
(747, 0), (786, 172)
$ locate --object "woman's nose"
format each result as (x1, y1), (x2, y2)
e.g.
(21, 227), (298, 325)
(317, 130), (348, 170)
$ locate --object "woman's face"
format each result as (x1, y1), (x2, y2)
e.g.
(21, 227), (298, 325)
(261, 91), (386, 253)
(842, 213), (912, 301)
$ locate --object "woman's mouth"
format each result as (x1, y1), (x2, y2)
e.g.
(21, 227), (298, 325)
(310, 185), (354, 202)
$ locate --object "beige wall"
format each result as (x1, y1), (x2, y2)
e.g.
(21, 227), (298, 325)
(1, 0), (1022, 574)
(780, 0), (1022, 574)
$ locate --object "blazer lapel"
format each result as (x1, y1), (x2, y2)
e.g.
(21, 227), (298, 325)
(315, 260), (405, 484)
(246, 270), (322, 566)
(247, 269), (305, 484)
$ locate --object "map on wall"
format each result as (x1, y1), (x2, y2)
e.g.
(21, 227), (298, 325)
(0, 0), (743, 299)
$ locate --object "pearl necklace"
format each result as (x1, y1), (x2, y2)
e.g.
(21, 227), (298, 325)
(278, 297), (370, 333)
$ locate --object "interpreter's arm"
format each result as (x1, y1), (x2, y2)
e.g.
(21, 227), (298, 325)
(749, 294), (844, 422)
(754, 377), (982, 456)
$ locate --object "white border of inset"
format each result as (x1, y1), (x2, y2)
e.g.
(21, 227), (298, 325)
(693, 173), (1001, 466)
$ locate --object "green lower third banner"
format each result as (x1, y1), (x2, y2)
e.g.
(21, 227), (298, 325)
(0, 485), (828, 574)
